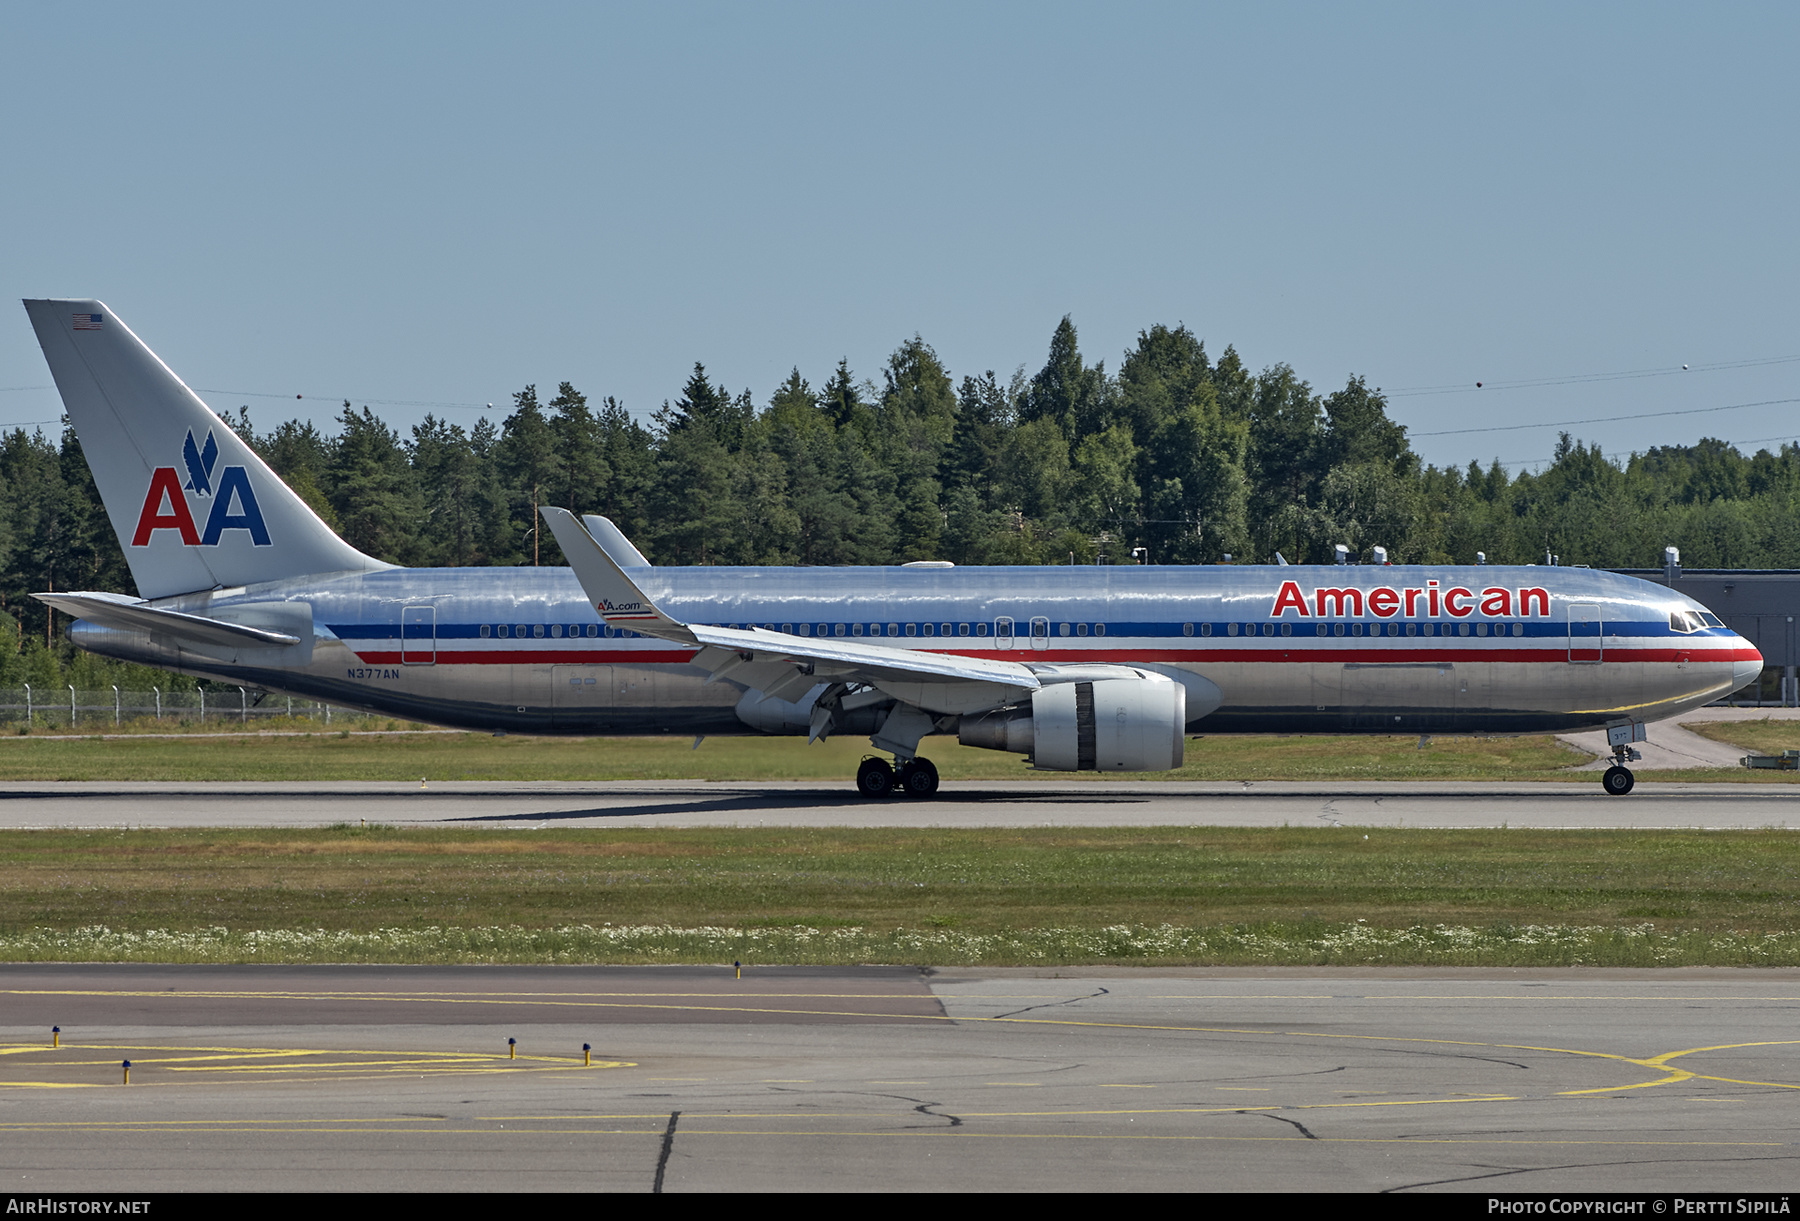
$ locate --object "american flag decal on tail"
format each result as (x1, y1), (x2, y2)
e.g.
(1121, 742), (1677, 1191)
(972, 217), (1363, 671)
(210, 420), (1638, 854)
(72, 313), (102, 330)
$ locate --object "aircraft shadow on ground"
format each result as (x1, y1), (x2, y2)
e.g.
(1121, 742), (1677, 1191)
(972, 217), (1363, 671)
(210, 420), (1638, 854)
(449, 788), (1152, 822)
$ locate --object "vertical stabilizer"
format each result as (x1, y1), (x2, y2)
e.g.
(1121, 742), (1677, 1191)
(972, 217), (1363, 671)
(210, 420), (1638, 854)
(22, 299), (387, 598)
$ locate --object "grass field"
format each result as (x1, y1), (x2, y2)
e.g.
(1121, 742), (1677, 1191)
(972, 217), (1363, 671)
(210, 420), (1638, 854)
(2, 720), (1795, 968)
(0, 720), (1797, 782)
(1691, 719), (1800, 756)
(0, 725), (1674, 782)
(4, 824), (1800, 967)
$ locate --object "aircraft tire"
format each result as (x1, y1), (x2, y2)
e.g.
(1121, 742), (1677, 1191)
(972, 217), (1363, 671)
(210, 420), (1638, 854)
(856, 757), (896, 798)
(1602, 765), (1636, 796)
(898, 758), (940, 798)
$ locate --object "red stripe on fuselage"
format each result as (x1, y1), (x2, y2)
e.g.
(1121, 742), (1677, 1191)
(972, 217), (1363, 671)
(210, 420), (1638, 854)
(346, 644), (1760, 666)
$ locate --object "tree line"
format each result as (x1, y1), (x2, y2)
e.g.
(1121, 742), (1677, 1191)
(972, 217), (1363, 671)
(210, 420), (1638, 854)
(2, 314), (1798, 688)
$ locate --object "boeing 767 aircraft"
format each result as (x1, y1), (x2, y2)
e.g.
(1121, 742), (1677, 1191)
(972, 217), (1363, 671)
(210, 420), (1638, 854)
(22, 300), (1763, 796)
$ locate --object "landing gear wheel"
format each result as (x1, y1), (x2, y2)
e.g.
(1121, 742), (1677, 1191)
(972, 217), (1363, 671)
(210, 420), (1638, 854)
(856, 757), (895, 798)
(898, 757), (940, 798)
(1603, 765), (1636, 796)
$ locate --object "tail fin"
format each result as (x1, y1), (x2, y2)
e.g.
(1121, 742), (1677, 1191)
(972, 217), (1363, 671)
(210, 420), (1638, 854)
(23, 299), (387, 599)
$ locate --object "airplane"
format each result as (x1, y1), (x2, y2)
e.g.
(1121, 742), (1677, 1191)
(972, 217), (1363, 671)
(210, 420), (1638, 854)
(22, 299), (1764, 798)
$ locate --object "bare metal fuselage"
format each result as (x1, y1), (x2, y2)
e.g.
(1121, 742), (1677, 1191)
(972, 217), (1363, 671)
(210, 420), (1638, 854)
(68, 562), (1761, 739)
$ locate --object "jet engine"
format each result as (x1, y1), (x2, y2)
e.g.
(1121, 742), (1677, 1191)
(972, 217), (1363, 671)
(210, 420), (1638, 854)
(958, 676), (1187, 772)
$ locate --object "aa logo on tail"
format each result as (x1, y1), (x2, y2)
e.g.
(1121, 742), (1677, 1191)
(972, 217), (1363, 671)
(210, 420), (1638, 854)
(132, 429), (271, 547)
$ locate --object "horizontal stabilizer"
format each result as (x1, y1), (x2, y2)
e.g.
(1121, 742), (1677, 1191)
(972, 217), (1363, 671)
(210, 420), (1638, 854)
(35, 591), (301, 649)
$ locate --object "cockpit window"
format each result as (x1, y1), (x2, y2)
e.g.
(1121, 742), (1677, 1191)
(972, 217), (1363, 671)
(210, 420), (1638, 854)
(1701, 612), (1724, 628)
(1669, 609), (1705, 634)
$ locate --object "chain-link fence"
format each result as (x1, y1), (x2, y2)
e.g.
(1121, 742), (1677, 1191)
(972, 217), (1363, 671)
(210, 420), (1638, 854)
(0, 687), (340, 730)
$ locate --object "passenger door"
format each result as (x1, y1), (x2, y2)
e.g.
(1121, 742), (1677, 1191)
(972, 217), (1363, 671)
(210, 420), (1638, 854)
(1567, 603), (1602, 664)
(401, 606), (435, 665)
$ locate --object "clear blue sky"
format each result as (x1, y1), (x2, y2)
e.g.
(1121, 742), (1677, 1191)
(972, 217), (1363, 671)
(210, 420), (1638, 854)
(4, 2), (1796, 473)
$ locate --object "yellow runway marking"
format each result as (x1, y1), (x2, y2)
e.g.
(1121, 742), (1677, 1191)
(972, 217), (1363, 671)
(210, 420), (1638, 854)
(0, 1042), (634, 1088)
(0, 1122), (1777, 1150)
(9, 990), (1798, 1100)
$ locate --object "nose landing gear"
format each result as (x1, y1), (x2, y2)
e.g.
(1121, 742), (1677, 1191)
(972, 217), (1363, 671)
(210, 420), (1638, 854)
(1600, 721), (1645, 796)
(855, 756), (939, 798)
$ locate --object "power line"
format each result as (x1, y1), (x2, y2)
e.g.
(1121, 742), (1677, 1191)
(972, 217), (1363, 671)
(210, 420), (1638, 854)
(1388, 353), (1800, 398)
(192, 388), (494, 411)
(1, 382), (495, 411)
(1411, 395), (1800, 438)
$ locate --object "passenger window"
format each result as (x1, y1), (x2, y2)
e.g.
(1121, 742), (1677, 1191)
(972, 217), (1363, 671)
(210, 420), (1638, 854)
(1094, 624), (1104, 636)
(534, 624), (545, 638)
(958, 623), (970, 636)
(996, 617), (1013, 640)
(1227, 622), (1239, 637)
(550, 624), (563, 638)
(1512, 623), (1523, 636)
(835, 624), (846, 637)
(1262, 623), (1273, 636)
(480, 624), (491, 638)
(922, 623), (934, 636)
(853, 623), (865, 636)
(1076, 623), (1088, 637)
(906, 623), (917, 636)
(1059, 623), (1071, 637)
(1199, 623), (1210, 637)
(975, 622), (989, 637)
(1182, 623), (1194, 637)
(1281, 623), (1292, 637)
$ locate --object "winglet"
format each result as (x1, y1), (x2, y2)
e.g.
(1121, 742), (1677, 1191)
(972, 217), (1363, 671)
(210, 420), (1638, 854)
(540, 507), (692, 642)
(581, 515), (652, 568)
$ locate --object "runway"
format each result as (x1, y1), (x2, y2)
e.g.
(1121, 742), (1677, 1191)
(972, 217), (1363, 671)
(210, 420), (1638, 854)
(3, 964), (1799, 1192)
(2, 778), (1799, 829)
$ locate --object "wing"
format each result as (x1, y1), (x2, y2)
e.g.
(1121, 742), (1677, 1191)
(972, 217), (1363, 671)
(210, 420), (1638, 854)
(539, 506), (1040, 718)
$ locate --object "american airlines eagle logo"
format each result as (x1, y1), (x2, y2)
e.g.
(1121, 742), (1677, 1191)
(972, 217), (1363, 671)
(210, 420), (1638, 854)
(131, 429), (271, 547)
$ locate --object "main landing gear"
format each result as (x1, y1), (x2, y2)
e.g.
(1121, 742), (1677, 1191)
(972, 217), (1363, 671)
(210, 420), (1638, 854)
(856, 756), (939, 798)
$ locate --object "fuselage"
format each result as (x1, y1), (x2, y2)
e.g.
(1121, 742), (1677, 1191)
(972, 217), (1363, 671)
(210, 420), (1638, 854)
(69, 562), (1763, 737)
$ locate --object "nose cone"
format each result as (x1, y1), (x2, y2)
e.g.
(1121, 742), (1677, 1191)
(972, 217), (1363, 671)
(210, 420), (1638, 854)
(1733, 639), (1765, 692)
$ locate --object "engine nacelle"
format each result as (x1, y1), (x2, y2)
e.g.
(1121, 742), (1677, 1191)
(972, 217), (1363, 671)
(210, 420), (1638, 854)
(959, 677), (1186, 772)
